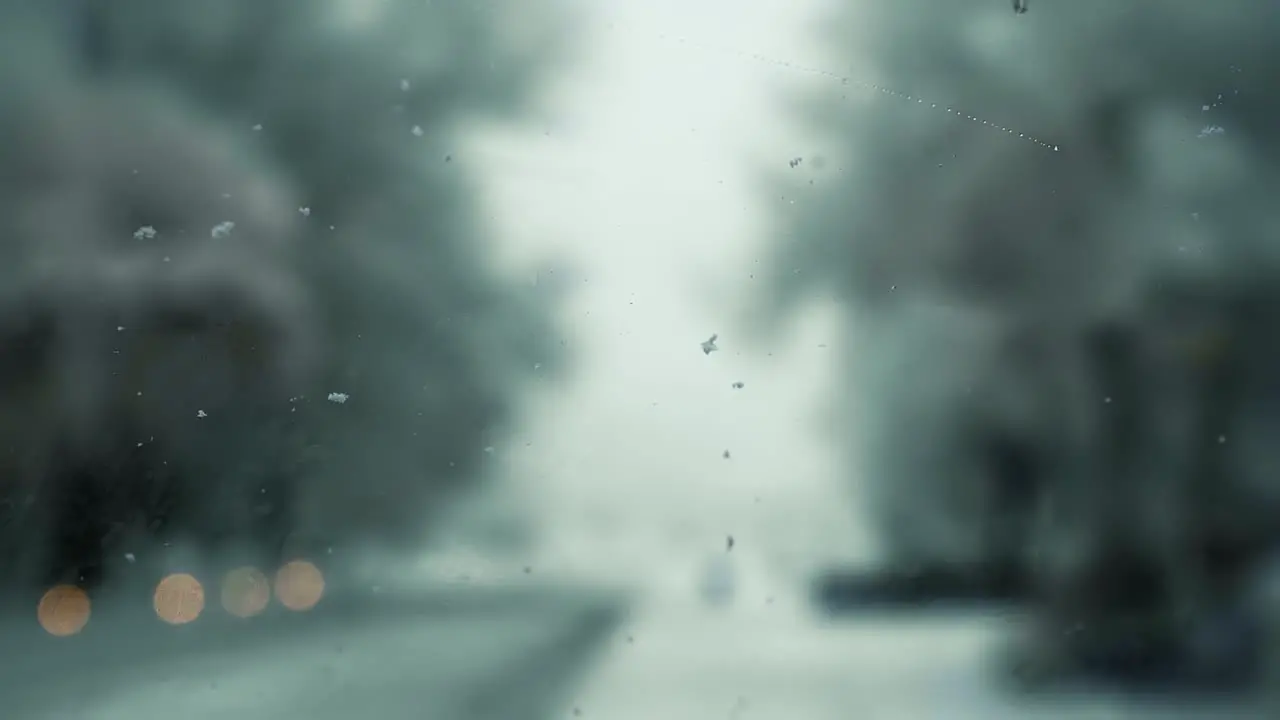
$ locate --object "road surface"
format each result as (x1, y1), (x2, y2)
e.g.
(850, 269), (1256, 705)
(2, 574), (1267, 719)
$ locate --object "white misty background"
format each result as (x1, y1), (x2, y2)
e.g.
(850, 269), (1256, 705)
(438, 0), (871, 606)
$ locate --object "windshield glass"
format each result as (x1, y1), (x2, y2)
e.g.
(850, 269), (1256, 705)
(1, 0), (1276, 718)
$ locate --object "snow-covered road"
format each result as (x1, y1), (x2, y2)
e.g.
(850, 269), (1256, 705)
(7, 578), (1263, 720)
(571, 599), (1265, 720)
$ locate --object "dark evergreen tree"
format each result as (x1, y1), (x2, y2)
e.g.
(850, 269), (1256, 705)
(0, 0), (574, 596)
(758, 0), (1280, 689)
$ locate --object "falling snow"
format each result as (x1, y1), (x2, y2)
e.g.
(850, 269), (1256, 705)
(701, 334), (719, 355)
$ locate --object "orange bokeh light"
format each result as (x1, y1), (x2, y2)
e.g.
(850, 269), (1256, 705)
(37, 584), (91, 637)
(154, 573), (206, 625)
(274, 559), (325, 612)
(221, 566), (271, 618)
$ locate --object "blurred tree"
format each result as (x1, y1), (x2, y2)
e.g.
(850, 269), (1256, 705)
(0, 0), (576, 594)
(754, 0), (1280, 687)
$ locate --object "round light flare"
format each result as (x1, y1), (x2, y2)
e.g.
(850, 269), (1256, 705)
(274, 559), (325, 612)
(153, 573), (206, 625)
(221, 566), (271, 618)
(37, 585), (91, 637)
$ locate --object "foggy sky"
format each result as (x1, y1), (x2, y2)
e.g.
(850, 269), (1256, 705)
(461, 0), (869, 591)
